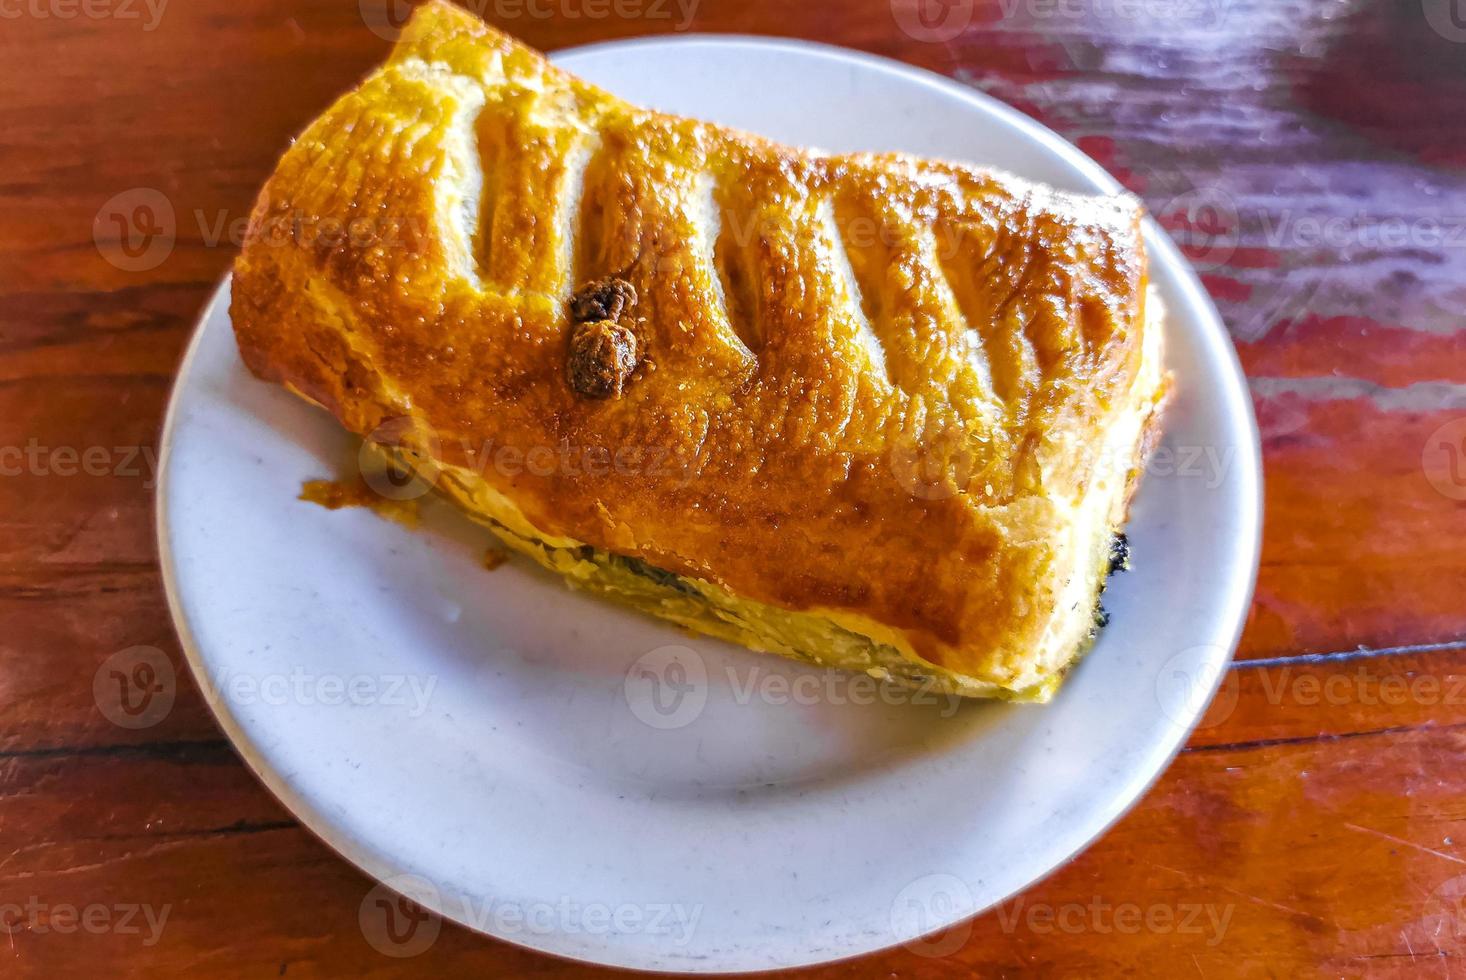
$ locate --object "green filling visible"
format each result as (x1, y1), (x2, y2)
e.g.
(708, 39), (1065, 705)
(611, 554), (698, 596)
(422, 461), (1065, 702)
(1088, 532), (1131, 638)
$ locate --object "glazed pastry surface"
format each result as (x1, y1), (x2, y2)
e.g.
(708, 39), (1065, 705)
(231, 0), (1168, 700)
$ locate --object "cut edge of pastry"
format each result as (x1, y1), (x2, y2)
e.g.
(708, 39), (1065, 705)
(329, 287), (1166, 705)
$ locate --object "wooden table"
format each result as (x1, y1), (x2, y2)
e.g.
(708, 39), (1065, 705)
(5, 0), (1465, 974)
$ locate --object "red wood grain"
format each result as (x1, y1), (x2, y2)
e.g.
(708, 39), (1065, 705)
(3, 0), (1466, 975)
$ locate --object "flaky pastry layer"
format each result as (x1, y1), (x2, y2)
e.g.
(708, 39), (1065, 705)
(231, 0), (1168, 700)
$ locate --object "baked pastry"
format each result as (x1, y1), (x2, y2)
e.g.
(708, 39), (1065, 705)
(231, 0), (1167, 702)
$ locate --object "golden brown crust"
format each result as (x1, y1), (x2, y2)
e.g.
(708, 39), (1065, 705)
(231, 0), (1165, 695)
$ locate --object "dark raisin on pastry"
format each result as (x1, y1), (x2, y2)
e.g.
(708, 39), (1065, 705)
(569, 276), (637, 323)
(568, 319), (639, 399)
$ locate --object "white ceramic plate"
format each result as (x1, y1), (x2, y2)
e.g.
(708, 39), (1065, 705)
(158, 37), (1261, 974)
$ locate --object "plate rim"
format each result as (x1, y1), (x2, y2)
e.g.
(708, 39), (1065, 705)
(157, 33), (1263, 974)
